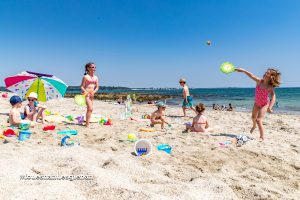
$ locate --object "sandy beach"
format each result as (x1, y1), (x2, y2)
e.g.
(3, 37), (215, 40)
(0, 97), (299, 200)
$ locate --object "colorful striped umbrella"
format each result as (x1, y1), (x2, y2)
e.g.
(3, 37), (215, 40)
(4, 71), (68, 102)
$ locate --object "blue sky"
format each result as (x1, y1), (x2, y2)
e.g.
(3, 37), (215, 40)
(1, 0), (299, 88)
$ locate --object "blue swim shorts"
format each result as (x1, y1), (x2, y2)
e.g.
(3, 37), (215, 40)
(182, 96), (193, 107)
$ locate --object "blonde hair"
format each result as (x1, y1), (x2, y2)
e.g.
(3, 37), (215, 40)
(195, 103), (205, 113)
(267, 68), (281, 87)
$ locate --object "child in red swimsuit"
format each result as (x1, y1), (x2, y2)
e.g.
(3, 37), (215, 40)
(80, 62), (99, 128)
(236, 68), (281, 140)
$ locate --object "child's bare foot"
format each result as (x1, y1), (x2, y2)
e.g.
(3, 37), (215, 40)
(258, 137), (264, 142)
(250, 126), (256, 133)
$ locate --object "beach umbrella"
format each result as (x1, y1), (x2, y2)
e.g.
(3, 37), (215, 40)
(4, 71), (68, 102)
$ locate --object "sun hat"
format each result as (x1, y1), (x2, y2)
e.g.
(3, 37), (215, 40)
(10, 95), (22, 106)
(179, 78), (186, 83)
(156, 102), (167, 108)
(28, 92), (38, 99)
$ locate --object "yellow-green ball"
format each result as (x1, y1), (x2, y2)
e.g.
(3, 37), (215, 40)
(128, 133), (137, 141)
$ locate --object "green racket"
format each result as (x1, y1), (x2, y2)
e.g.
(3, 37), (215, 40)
(74, 94), (86, 106)
(220, 62), (236, 74)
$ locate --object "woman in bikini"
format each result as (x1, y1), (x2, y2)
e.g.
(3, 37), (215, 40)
(184, 103), (213, 133)
(235, 68), (281, 140)
(80, 62), (99, 128)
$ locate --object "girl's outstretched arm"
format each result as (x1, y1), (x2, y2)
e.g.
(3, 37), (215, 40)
(235, 68), (260, 83)
(268, 89), (276, 113)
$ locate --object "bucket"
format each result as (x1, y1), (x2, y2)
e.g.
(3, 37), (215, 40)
(19, 120), (31, 130)
(18, 130), (32, 141)
(134, 139), (152, 156)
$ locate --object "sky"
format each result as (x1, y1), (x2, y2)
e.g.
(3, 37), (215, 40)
(1, 0), (300, 88)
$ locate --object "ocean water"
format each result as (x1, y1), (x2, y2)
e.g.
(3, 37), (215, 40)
(66, 87), (300, 114)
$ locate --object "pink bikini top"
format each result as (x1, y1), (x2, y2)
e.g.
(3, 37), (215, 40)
(85, 76), (97, 85)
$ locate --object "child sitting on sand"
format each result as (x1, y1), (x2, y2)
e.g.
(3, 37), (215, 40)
(184, 103), (213, 133)
(80, 62), (99, 128)
(150, 102), (170, 129)
(9, 95), (23, 126)
(235, 68), (281, 140)
(227, 103), (233, 111)
(24, 92), (46, 124)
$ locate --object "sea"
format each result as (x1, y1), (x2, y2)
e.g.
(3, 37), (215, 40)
(66, 87), (300, 114)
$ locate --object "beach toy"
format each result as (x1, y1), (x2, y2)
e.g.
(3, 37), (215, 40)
(18, 130), (32, 141)
(157, 144), (172, 154)
(75, 116), (84, 124)
(138, 128), (156, 132)
(218, 141), (231, 147)
(104, 119), (112, 125)
(2, 93), (8, 98)
(43, 125), (56, 131)
(142, 114), (151, 119)
(220, 62), (236, 74)
(61, 136), (80, 147)
(19, 120), (31, 130)
(134, 139), (152, 156)
(65, 115), (74, 121)
(127, 133), (137, 142)
(3, 129), (17, 137)
(45, 110), (52, 116)
(57, 130), (78, 135)
(99, 118), (108, 124)
(74, 94), (86, 106)
(184, 122), (192, 126)
(235, 135), (253, 147)
(103, 121), (112, 126)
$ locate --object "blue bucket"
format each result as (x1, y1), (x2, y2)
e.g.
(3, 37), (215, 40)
(18, 130), (32, 141)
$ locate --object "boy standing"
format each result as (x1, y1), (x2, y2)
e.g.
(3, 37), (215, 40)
(179, 78), (196, 117)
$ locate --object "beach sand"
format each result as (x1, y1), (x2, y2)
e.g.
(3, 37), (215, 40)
(0, 97), (299, 200)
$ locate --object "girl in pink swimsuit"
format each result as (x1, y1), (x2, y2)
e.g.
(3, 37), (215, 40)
(236, 68), (281, 140)
(80, 62), (99, 128)
(184, 103), (213, 133)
